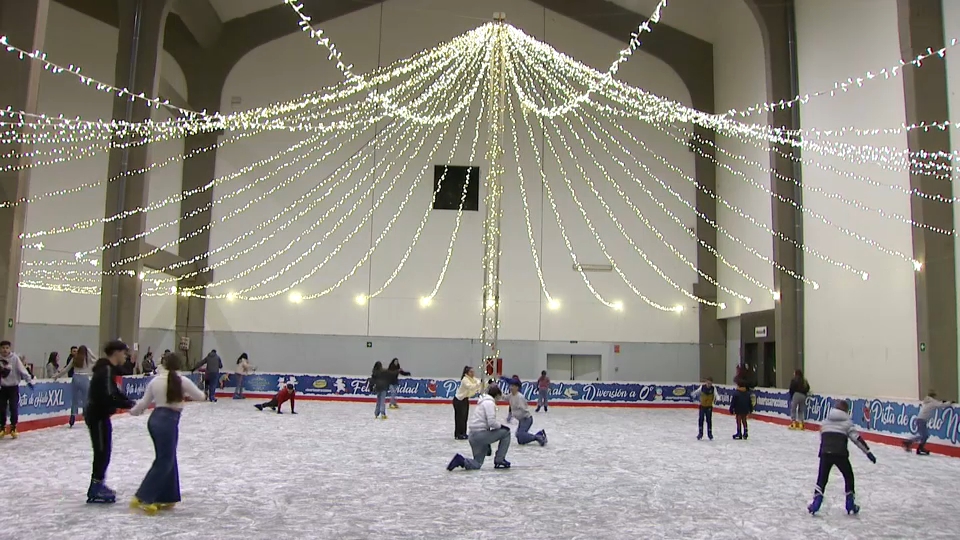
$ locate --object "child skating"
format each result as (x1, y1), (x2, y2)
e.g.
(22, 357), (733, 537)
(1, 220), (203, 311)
(255, 381), (297, 414)
(807, 399), (876, 515)
(690, 377), (715, 440)
(730, 385), (752, 440)
(902, 390), (954, 455)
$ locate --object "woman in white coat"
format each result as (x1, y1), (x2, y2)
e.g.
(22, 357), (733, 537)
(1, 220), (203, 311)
(233, 353), (254, 399)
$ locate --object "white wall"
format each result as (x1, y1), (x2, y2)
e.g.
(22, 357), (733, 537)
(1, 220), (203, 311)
(207, 0), (700, 345)
(713, 0), (775, 317)
(796, 0), (918, 399)
(947, 0), (960, 396)
(21, 2), (181, 340)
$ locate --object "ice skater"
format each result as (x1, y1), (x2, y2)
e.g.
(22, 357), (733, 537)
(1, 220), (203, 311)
(690, 377), (715, 440)
(370, 361), (392, 419)
(255, 381), (297, 414)
(788, 369), (811, 430)
(0, 340), (34, 439)
(192, 349), (222, 402)
(903, 390), (954, 455)
(386, 358), (411, 410)
(807, 399), (876, 515)
(730, 384), (752, 440)
(53, 345), (94, 428)
(499, 374), (520, 422)
(128, 353), (205, 514)
(448, 385), (512, 470)
(233, 353), (254, 399)
(84, 340), (135, 503)
(453, 366), (482, 440)
(536, 370), (550, 412)
(507, 377), (545, 446)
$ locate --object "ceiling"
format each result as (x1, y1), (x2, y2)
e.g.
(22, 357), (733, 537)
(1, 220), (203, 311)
(207, 0), (277, 22)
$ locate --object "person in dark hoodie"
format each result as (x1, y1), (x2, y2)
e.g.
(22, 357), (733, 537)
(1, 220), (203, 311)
(808, 399), (876, 516)
(85, 340), (136, 503)
(370, 361), (392, 420)
(386, 358), (411, 410)
(788, 369), (811, 430)
(729, 384), (753, 440)
(193, 350), (222, 402)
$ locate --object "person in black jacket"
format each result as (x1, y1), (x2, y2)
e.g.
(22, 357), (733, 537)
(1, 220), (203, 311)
(370, 361), (392, 420)
(85, 340), (136, 504)
(788, 369), (811, 430)
(386, 358), (411, 410)
(729, 385), (753, 440)
(808, 400), (876, 515)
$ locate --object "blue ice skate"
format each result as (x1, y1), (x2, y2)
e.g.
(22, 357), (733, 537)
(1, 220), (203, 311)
(807, 493), (823, 515)
(494, 460), (511, 469)
(86, 481), (117, 504)
(447, 454), (466, 471)
(845, 492), (859, 515)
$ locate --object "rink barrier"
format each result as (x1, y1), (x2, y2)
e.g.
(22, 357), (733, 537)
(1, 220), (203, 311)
(8, 373), (960, 457)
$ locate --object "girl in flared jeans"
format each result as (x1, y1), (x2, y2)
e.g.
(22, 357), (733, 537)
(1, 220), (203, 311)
(135, 408), (183, 509)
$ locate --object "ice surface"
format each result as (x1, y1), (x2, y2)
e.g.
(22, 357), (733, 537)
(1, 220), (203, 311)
(2, 401), (960, 540)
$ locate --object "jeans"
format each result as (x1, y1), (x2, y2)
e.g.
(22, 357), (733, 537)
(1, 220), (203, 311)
(135, 408), (182, 504)
(71, 374), (90, 418)
(537, 388), (549, 410)
(86, 417), (113, 482)
(698, 406), (713, 435)
(389, 384), (398, 406)
(791, 393), (807, 422)
(464, 427), (511, 469)
(815, 454), (855, 495)
(233, 374), (245, 398)
(516, 416), (538, 445)
(911, 418), (930, 445)
(206, 375), (218, 401)
(375, 391), (387, 417)
(0, 385), (19, 428)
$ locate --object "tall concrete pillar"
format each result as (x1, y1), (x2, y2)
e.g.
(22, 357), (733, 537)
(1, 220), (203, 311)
(898, 0), (957, 401)
(99, 0), (174, 349)
(0, 0), (49, 344)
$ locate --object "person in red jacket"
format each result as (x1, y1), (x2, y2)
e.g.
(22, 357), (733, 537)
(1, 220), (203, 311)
(255, 382), (296, 414)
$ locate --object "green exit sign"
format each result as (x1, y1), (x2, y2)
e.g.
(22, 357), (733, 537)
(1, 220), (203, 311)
(920, 342), (926, 352)
(6, 318), (12, 328)
(366, 341), (372, 348)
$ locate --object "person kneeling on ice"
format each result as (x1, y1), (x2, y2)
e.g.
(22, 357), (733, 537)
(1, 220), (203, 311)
(255, 381), (297, 414)
(808, 399), (876, 516)
(902, 390), (954, 456)
(508, 377), (546, 446)
(448, 385), (512, 471)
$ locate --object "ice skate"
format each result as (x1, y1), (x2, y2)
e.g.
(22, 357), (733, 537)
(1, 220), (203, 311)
(538, 430), (548, 445)
(447, 454), (466, 471)
(86, 481), (116, 504)
(845, 492), (860, 515)
(380, 414), (388, 420)
(494, 459), (511, 469)
(789, 421), (798, 430)
(707, 431), (713, 440)
(389, 404), (399, 410)
(132, 499), (159, 515)
(9, 427), (17, 439)
(733, 433), (743, 440)
(157, 503), (176, 510)
(697, 433), (703, 440)
(0, 426), (8, 439)
(807, 493), (823, 515)
(917, 444), (930, 456)
(902, 440), (912, 452)
(743, 430), (749, 440)
(798, 421), (804, 430)
(68, 414), (76, 427)
(255, 404), (264, 411)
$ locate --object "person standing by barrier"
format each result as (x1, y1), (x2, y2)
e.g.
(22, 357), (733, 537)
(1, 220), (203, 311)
(788, 370), (811, 430)
(0, 340), (34, 439)
(690, 377), (715, 441)
(54, 345), (95, 428)
(193, 349), (222, 402)
(233, 353), (255, 399)
(807, 399), (876, 516)
(448, 385), (513, 470)
(84, 340), (135, 504)
(128, 353), (205, 514)
(386, 358), (411, 410)
(453, 366), (482, 440)
(730, 385), (753, 440)
(45, 352), (61, 379)
(536, 370), (551, 412)
(903, 390), (954, 455)
(370, 361), (392, 419)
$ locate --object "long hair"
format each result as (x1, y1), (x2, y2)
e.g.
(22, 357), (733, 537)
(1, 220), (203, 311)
(461, 365), (472, 378)
(164, 353), (185, 404)
(372, 361), (383, 375)
(74, 345), (90, 369)
(389, 358), (400, 370)
(237, 352), (248, 365)
(47, 352), (59, 365)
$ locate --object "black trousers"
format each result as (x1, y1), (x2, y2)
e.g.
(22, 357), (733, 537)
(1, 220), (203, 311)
(453, 397), (469, 437)
(815, 454), (855, 495)
(698, 406), (713, 434)
(86, 417), (113, 483)
(260, 398), (279, 409)
(0, 385), (19, 428)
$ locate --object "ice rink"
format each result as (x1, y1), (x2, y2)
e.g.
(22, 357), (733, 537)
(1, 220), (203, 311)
(3, 400), (960, 540)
